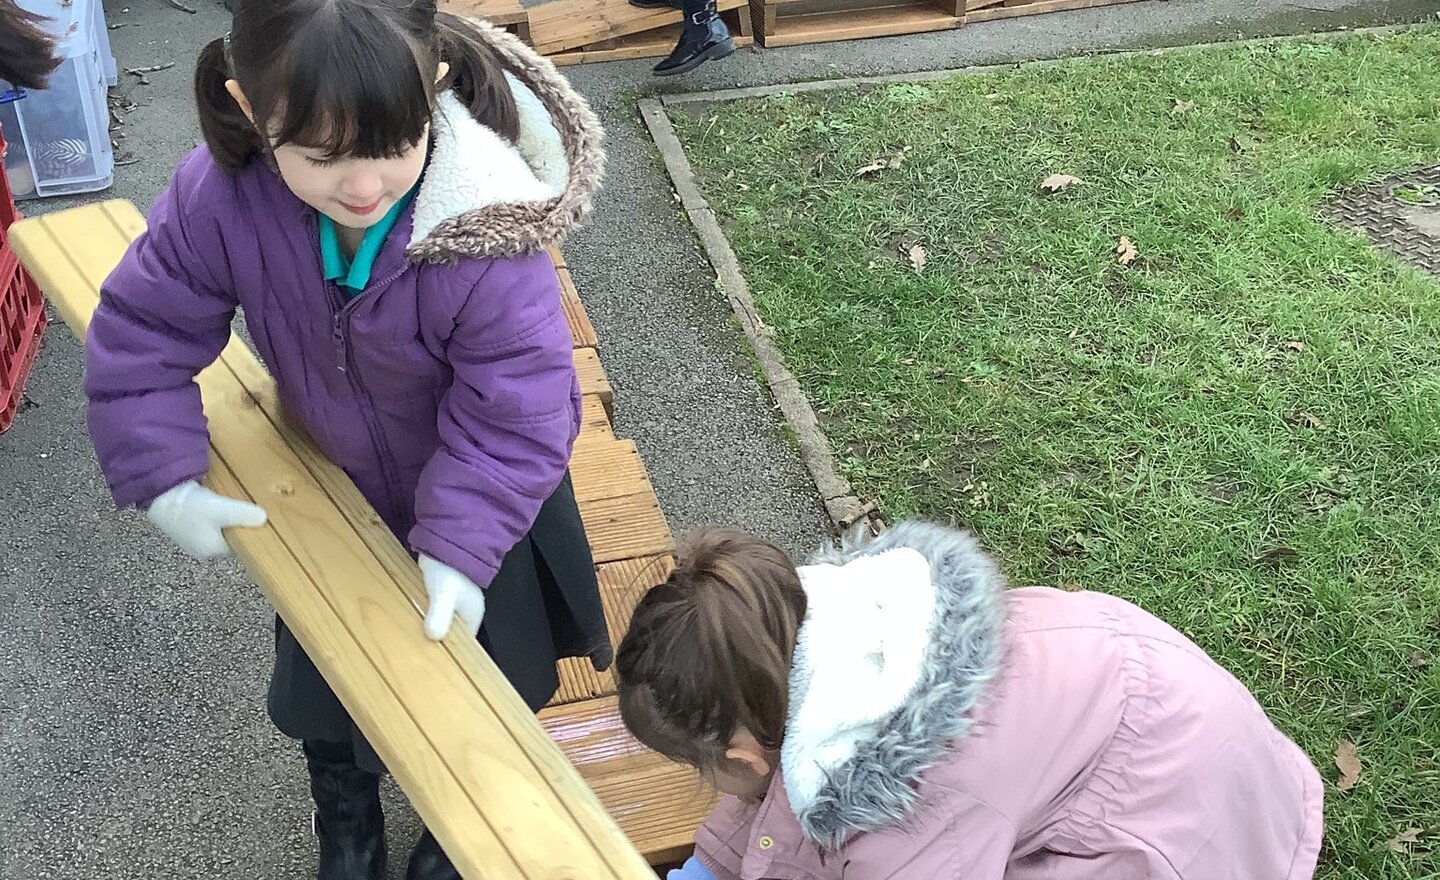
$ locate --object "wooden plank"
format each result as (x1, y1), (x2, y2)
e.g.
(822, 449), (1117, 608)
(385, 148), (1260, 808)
(574, 347), (614, 421)
(549, 554), (675, 706)
(569, 440), (653, 506)
(581, 393), (614, 442)
(550, 25), (753, 65)
(440, 0), (529, 28)
(542, 697), (717, 868)
(579, 493), (673, 565)
(758, 1), (957, 46)
(964, 0), (1138, 21)
(12, 201), (661, 880)
(555, 263), (599, 351)
(529, 0), (747, 55)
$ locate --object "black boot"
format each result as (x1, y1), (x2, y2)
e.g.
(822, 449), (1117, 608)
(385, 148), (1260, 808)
(304, 740), (387, 880)
(406, 828), (460, 880)
(653, 0), (735, 77)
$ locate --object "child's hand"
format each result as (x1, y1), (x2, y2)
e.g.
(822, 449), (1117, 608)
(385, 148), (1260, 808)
(418, 555), (486, 641)
(147, 480), (268, 559)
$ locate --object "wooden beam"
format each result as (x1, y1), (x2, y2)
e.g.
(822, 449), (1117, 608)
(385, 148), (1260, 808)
(964, 0), (1139, 21)
(529, 0), (748, 55)
(9, 201), (660, 880)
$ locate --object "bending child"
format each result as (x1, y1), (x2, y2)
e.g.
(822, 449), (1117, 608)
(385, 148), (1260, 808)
(84, 1), (609, 877)
(617, 522), (1324, 880)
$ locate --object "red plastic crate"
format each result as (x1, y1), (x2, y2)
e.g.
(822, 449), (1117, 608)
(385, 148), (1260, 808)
(1, 123), (46, 434)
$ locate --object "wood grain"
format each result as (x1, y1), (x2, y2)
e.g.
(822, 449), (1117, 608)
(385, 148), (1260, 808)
(529, 0), (747, 55)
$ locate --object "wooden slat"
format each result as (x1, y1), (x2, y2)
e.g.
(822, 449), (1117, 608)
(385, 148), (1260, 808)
(569, 439), (654, 506)
(556, 262), (599, 350)
(542, 697), (717, 868)
(581, 393), (614, 442)
(579, 493), (673, 565)
(12, 201), (659, 880)
(964, 0), (1138, 21)
(550, 25), (753, 66)
(529, 0), (747, 55)
(440, 0), (531, 39)
(758, 1), (957, 46)
(574, 347), (614, 421)
(549, 554), (674, 706)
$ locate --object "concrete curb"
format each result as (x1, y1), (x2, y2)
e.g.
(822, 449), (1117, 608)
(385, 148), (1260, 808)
(639, 99), (874, 530)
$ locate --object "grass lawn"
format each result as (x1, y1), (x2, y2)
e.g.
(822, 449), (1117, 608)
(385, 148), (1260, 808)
(671, 27), (1440, 878)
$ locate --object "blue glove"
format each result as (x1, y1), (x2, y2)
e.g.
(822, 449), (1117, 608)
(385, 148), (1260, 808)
(668, 856), (716, 880)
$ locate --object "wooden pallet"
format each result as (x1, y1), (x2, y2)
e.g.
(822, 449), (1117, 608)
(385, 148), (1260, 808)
(11, 202), (716, 870)
(751, 0), (959, 48)
(963, 0), (1140, 22)
(440, 0), (533, 43)
(530, 0), (750, 56)
(550, 10), (754, 66)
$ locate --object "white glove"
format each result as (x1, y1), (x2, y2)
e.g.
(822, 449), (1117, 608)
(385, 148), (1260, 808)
(147, 480), (268, 559)
(419, 555), (486, 641)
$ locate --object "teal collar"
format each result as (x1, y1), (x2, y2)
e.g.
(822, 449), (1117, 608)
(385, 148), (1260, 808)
(319, 187), (418, 297)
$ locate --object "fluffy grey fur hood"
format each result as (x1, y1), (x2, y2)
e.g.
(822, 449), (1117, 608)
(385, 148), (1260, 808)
(783, 521), (1007, 850)
(406, 20), (604, 262)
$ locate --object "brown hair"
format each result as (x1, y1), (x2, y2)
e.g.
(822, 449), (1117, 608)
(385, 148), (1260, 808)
(194, 0), (520, 171)
(0, 0), (61, 91)
(615, 530), (807, 771)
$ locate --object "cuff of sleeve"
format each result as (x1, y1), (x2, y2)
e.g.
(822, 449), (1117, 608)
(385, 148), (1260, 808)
(110, 455), (210, 510)
(409, 525), (501, 591)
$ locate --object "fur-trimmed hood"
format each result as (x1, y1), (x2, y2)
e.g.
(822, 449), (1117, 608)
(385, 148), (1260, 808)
(406, 20), (604, 261)
(783, 521), (1007, 850)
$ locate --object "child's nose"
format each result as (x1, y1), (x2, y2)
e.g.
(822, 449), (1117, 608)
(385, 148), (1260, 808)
(340, 170), (384, 201)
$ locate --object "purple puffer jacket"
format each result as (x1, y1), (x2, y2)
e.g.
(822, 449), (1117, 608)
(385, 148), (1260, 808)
(84, 24), (605, 590)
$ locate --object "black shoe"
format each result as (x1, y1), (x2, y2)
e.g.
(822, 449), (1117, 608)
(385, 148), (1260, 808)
(304, 741), (387, 880)
(406, 829), (461, 880)
(653, 9), (735, 77)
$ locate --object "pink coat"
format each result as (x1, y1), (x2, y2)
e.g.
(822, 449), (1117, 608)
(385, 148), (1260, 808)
(694, 523), (1324, 880)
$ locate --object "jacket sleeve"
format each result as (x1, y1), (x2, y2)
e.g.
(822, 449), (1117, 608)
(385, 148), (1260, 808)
(843, 793), (1017, 879)
(84, 151), (237, 508)
(408, 252), (580, 589)
(692, 797), (757, 880)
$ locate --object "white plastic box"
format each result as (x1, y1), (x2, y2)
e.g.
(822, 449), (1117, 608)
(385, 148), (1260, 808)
(0, 0), (115, 199)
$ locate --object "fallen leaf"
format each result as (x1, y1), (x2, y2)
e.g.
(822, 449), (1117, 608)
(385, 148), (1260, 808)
(1288, 412), (1324, 429)
(907, 244), (927, 273)
(1335, 739), (1362, 791)
(1115, 236), (1139, 266)
(1171, 99), (1196, 115)
(854, 160), (888, 178)
(1281, 340), (1306, 353)
(1041, 173), (1083, 194)
(1410, 652), (1431, 668)
(1254, 546), (1301, 564)
(1225, 207), (1244, 221)
(1384, 827), (1422, 853)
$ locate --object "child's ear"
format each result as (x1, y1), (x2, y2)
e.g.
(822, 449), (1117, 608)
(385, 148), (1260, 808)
(225, 80), (255, 124)
(725, 731), (773, 777)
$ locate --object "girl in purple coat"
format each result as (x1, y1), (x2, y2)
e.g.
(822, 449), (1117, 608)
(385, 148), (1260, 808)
(617, 523), (1325, 880)
(84, 1), (610, 877)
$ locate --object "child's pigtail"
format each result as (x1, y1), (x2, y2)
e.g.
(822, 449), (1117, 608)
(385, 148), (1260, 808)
(433, 13), (519, 144)
(0, 0), (61, 90)
(194, 37), (265, 170)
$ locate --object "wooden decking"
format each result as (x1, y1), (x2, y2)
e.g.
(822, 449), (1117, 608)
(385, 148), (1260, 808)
(547, 246), (718, 866)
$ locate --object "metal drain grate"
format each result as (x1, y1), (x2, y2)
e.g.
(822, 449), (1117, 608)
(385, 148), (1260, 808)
(1323, 164), (1440, 276)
